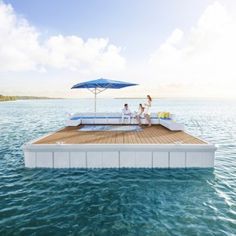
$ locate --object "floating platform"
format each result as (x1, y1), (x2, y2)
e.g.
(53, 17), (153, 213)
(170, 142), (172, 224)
(23, 125), (216, 169)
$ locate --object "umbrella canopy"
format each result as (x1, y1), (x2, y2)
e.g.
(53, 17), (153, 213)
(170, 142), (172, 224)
(71, 78), (138, 112)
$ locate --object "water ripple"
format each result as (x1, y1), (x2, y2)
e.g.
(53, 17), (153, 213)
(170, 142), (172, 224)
(0, 99), (236, 235)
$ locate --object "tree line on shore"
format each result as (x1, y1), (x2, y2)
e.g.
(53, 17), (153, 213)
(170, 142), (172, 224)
(0, 95), (17, 101)
(0, 95), (57, 101)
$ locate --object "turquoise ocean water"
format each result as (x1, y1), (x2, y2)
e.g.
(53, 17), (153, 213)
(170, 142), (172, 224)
(0, 98), (236, 235)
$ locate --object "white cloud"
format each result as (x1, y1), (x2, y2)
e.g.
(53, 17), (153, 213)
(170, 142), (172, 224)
(0, 2), (125, 73)
(1, 1), (236, 98)
(44, 36), (125, 74)
(149, 2), (236, 98)
(0, 2), (42, 71)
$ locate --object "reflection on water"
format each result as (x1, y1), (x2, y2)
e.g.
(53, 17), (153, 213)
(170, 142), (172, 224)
(0, 99), (236, 235)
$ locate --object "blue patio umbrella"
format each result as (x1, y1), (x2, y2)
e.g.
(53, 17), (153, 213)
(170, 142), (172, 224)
(71, 78), (138, 112)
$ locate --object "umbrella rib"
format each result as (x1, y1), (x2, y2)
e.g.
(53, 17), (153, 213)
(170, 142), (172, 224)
(86, 87), (108, 94)
(87, 88), (95, 94)
(96, 88), (108, 94)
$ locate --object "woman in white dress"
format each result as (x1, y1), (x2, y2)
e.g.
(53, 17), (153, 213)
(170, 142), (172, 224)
(144, 95), (152, 126)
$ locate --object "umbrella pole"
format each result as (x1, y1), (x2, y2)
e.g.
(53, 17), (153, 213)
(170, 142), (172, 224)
(94, 88), (97, 113)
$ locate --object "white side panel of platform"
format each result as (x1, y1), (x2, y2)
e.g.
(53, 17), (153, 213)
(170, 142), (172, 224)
(153, 152), (169, 168)
(24, 152), (36, 168)
(23, 143), (216, 169)
(170, 152), (186, 168)
(119, 152), (152, 168)
(202, 152), (214, 167)
(54, 152), (70, 168)
(87, 151), (120, 168)
(120, 152), (136, 168)
(36, 152), (53, 168)
(102, 152), (119, 168)
(135, 152), (152, 168)
(186, 152), (214, 168)
(70, 152), (86, 168)
(87, 152), (103, 168)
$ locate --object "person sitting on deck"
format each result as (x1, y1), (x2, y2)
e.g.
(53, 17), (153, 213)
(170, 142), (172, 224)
(121, 103), (132, 123)
(135, 103), (145, 125)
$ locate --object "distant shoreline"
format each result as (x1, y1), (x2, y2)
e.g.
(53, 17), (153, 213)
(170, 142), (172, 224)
(114, 97), (163, 99)
(0, 95), (63, 102)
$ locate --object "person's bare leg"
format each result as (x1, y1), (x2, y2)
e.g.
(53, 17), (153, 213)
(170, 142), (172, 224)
(148, 115), (152, 126)
(136, 115), (141, 125)
(145, 114), (151, 126)
(122, 115), (125, 124)
(128, 116), (131, 124)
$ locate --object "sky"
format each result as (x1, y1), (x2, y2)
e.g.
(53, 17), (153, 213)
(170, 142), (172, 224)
(0, 0), (236, 98)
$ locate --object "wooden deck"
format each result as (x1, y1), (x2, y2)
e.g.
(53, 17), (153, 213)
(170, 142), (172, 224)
(34, 125), (205, 145)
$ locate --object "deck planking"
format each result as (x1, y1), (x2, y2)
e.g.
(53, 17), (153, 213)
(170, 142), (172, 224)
(34, 125), (206, 145)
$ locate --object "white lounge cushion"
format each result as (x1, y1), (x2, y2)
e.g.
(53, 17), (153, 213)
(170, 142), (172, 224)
(65, 119), (81, 126)
(160, 119), (184, 131)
